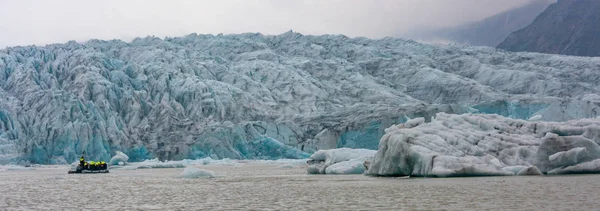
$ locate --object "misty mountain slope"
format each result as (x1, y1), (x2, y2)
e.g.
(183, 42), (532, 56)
(498, 0), (600, 57)
(1, 32), (600, 164)
(405, 0), (554, 47)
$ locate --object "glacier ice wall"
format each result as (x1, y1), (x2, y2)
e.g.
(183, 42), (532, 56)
(1, 31), (600, 163)
(366, 113), (600, 177)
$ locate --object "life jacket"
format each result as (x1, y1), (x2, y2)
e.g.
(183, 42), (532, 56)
(80, 157), (84, 162)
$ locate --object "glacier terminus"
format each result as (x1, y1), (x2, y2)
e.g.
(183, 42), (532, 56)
(1, 31), (600, 174)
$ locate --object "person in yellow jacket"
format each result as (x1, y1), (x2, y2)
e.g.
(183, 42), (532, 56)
(79, 156), (85, 167)
(100, 161), (106, 170)
(89, 161), (96, 170)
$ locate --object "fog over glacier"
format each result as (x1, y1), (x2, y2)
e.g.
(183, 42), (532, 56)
(1, 31), (600, 164)
(0, 0), (531, 48)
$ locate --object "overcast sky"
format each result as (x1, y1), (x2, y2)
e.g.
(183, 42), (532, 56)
(0, 0), (533, 48)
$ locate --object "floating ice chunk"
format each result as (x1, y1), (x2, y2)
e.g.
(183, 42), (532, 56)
(122, 157), (308, 170)
(307, 148), (376, 174)
(253, 158), (308, 165)
(324, 157), (370, 174)
(502, 166), (528, 174)
(306, 163), (323, 174)
(548, 147), (587, 166)
(517, 166), (542, 176)
(535, 134), (600, 173)
(135, 159), (187, 169)
(109, 151), (129, 166)
(547, 159), (600, 174)
(181, 167), (215, 179)
(366, 113), (600, 177)
(309, 148), (376, 166)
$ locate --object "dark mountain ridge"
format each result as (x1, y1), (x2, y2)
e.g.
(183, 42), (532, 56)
(498, 0), (600, 57)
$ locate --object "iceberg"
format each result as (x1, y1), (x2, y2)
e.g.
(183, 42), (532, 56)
(365, 113), (600, 177)
(109, 151), (129, 165)
(1, 32), (600, 164)
(307, 148), (376, 174)
(517, 166), (542, 176)
(324, 157), (371, 174)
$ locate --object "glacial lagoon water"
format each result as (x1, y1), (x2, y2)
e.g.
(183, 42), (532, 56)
(1, 162), (598, 210)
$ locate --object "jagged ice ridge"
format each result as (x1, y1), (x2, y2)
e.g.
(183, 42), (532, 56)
(1, 31), (600, 164)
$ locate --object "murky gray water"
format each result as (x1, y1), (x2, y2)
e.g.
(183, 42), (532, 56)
(1, 163), (599, 210)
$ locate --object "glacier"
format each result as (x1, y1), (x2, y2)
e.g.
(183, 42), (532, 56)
(365, 113), (600, 177)
(1, 31), (600, 164)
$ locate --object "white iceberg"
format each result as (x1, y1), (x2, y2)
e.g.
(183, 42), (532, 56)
(109, 151), (129, 166)
(307, 148), (376, 174)
(366, 113), (600, 177)
(517, 166), (543, 176)
(324, 157), (371, 174)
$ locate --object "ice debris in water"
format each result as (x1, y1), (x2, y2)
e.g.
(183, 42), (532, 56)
(4, 165), (36, 171)
(365, 113), (600, 177)
(115, 152), (307, 170)
(277, 164), (296, 168)
(109, 151), (129, 166)
(135, 158), (187, 169)
(307, 148), (376, 174)
(181, 167), (215, 179)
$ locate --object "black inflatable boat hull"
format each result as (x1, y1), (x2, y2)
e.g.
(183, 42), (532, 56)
(68, 169), (109, 174)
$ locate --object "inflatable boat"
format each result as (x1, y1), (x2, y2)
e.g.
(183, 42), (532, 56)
(68, 169), (109, 174)
(68, 163), (109, 174)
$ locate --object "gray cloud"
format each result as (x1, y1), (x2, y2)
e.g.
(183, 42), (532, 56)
(0, 0), (533, 48)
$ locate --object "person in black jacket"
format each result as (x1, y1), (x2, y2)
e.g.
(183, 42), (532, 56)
(79, 156), (85, 169)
